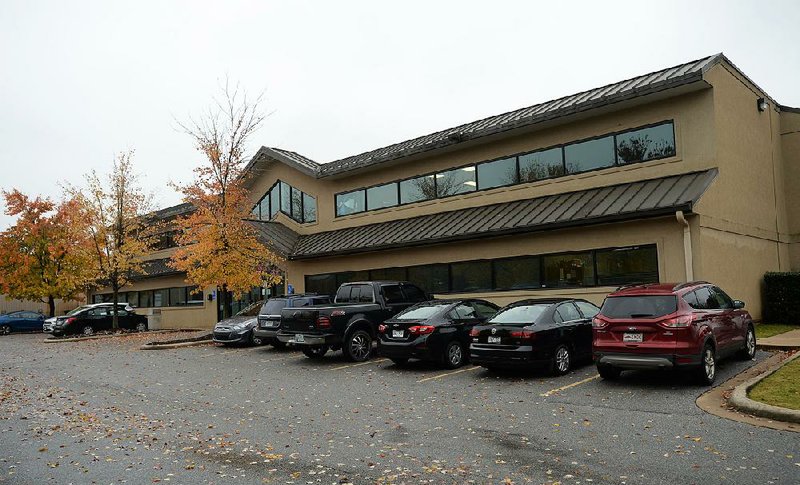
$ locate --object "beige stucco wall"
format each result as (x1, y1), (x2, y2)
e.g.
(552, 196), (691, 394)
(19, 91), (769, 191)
(0, 294), (81, 316)
(283, 217), (686, 308)
(780, 110), (800, 270)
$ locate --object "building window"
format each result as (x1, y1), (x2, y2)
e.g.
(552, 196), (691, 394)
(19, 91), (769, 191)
(615, 122), (676, 164)
(303, 193), (317, 223)
(407, 264), (450, 294)
(305, 274), (337, 295)
(369, 267), (406, 281)
(366, 183), (399, 210)
(153, 289), (169, 307)
(400, 175), (435, 204)
(451, 260), (491, 292)
(336, 190), (366, 216)
(280, 182), (291, 214)
(291, 187), (303, 221)
(494, 256), (540, 290)
(543, 252), (595, 287)
(187, 287), (204, 306)
(169, 287), (187, 306)
(140, 291), (153, 308)
(436, 167), (476, 197)
(564, 136), (615, 174)
(269, 184), (280, 217)
(519, 147), (564, 182)
(477, 157), (517, 190)
(595, 245), (658, 286)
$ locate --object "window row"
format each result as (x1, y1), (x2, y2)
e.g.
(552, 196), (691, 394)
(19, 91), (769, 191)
(92, 287), (205, 308)
(335, 121), (675, 217)
(305, 245), (658, 295)
(252, 180), (317, 224)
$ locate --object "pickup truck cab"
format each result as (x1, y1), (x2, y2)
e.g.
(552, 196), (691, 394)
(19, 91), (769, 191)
(276, 281), (429, 361)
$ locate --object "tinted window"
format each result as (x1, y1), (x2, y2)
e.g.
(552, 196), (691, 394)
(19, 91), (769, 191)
(335, 284), (374, 304)
(711, 287), (734, 309)
(336, 190), (366, 216)
(370, 267), (406, 281)
(260, 299), (288, 315)
(381, 285), (405, 304)
(519, 147), (564, 182)
(153, 289), (169, 307)
(543, 252), (594, 287)
(436, 167), (476, 197)
(336, 271), (370, 287)
(601, 296), (677, 318)
(187, 288), (203, 306)
(169, 287), (186, 306)
(564, 136), (615, 174)
(402, 284), (427, 303)
(366, 183), (398, 210)
(258, 196), (269, 221)
(395, 304), (448, 320)
(88, 308), (107, 316)
(450, 304), (477, 320)
(477, 157), (517, 190)
(616, 122), (675, 164)
(682, 290), (700, 309)
(451, 260), (491, 292)
(489, 305), (549, 326)
(471, 302), (499, 318)
(693, 287), (715, 309)
(407, 264), (449, 294)
(269, 185), (280, 217)
(291, 187), (303, 221)
(596, 245), (658, 286)
(400, 175), (435, 204)
(280, 182), (291, 213)
(306, 274), (338, 296)
(575, 301), (600, 318)
(555, 303), (581, 323)
(303, 193), (316, 223)
(140, 291), (153, 308)
(494, 256), (540, 290)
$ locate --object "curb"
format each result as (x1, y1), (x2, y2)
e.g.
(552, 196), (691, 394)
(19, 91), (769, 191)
(728, 351), (800, 424)
(43, 329), (196, 344)
(140, 339), (213, 350)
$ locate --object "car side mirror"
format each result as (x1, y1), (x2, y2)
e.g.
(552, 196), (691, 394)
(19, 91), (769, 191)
(733, 300), (745, 309)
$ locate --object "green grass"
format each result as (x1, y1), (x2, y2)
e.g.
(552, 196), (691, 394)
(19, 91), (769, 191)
(748, 357), (800, 411)
(755, 324), (798, 339)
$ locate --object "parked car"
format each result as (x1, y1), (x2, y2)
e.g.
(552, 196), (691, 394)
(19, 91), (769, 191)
(277, 281), (429, 361)
(51, 303), (147, 337)
(470, 298), (600, 375)
(592, 282), (756, 385)
(254, 294), (332, 348)
(43, 316), (57, 333)
(377, 299), (499, 368)
(0, 311), (45, 335)
(212, 316), (260, 346)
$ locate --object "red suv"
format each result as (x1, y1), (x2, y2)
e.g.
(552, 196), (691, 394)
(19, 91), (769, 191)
(592, 282), (756, 385)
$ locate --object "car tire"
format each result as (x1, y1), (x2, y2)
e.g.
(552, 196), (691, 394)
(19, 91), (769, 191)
(736, 326), (756, 360)
(0, 325), (11, 335)
(135, 322), (148, 333)
(597, 364), (621, 380)
(390, 358), (409, 366)
(270, 338), (287, 349)
(443, 341), (465, 369)
(251, 332), (263, 346)
(696, 344), (716, 386)
(345, 329), (372, 362)
(550, 344), (572, 376)
(81, 325), (95, 336)
(302, 345), (329, 360)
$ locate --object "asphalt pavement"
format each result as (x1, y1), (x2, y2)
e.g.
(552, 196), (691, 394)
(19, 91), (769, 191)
(0, 333), (797, 484)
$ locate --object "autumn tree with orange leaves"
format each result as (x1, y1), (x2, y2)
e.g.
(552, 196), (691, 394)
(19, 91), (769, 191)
(171, 84), (283, 319)
(0, 190), (94, 317)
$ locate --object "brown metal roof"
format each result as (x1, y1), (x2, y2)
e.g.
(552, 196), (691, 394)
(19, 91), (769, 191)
(288, 169), (718, 260)
(247, 219), (301, 258)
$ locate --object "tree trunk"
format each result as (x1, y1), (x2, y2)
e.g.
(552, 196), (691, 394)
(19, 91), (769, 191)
(112, 287), (119, 330)
(47, 295), (55, 318)
(221, 284), (232, 319)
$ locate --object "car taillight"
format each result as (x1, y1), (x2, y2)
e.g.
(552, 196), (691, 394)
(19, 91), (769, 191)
(659, 314), (694, 328)
(469, 328), (479, 337)
(510, 330), (535, 340)
(408, 325), (435, 335)
(316, 316), (331, 329)
(378, 324), (387, 333)
(592, 317), (608, 329)
(65, 317), (76, 325)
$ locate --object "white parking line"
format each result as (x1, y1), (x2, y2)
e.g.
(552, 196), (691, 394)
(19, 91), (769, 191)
(540, 374), (600, 397)
(328, 359), (389, 371)
(416, 366), (480, 383)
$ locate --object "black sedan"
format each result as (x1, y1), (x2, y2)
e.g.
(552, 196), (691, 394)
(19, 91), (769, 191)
(377, 299), (499, 369)
(51, 303), (147, 337)
(469, 298), (600, 375)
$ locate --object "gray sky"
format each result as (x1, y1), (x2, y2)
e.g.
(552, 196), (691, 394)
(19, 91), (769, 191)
(1, 0), (798, 229)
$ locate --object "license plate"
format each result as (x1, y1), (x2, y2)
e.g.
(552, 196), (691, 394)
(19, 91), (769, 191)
(294, 334), (305, 343)
(488, 336), (501, 344)
(392, 330), (404, 338)
(623, 332), (643, 343)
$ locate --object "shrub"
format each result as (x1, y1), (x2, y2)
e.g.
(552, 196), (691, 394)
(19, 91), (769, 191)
(763, 272), (800, 324)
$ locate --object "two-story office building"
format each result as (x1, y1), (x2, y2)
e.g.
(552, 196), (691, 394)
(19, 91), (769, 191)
(94, 53), (799, 328)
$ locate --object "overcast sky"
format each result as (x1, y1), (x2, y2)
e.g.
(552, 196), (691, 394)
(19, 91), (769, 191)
(1, 0), (798, 229)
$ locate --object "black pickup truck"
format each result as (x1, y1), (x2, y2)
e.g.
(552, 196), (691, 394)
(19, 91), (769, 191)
(276, 281), (429, 361)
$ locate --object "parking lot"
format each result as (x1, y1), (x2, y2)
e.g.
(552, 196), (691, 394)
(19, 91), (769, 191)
(0, 334), (797, 484)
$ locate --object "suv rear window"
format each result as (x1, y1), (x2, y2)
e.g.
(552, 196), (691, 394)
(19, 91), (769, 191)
(260, 299), (288, 315)
(601, 296), (677, 319)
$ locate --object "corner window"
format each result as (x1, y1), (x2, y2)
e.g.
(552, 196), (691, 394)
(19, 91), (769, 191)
(436, 167), (476, 197)
(291, 187), (303, 220)
(269, 185), (280, 217)
(280, 182), (291, 213)
(366, 183), (399, 210)
(400, 175), (436, 204)
(616, 122), (675, 164)
(303, 193), (316, 223)
(336, 190), (366, 216)
(564, 136), (615, 174)
(477, 157), (517, 190)
(519, 147), (564, 182)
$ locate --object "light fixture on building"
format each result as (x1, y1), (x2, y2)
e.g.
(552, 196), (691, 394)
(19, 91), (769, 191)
(757, 97), (768, 112)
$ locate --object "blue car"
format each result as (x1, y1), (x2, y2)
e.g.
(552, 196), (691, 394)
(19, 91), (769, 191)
(0, 311), (45, 335)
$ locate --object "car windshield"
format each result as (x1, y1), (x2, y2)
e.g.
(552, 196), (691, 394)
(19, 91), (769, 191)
(601, 295), (677, 319)
(488, 304), (549, 326)
(394, 304), (449, 320)
(260, 299), (287, 315)
(66, 306), (92, 316)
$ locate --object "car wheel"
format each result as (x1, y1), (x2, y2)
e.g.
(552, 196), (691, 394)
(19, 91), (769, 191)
(443, 341), (465, 369)
(251, 333), (264, 346)
(345, 329), (372, 362)
(550, 344), (571, 376)
(271, 338), (287, 349)
(597, 364), (621, 380)
(81, 325), (95, 336)
(737, 326), (756, 360)
(696, 344), (716, 385)
(302, 345), (329, 360)
(135, 322), (148, 333)
(0, 325), (10, 335)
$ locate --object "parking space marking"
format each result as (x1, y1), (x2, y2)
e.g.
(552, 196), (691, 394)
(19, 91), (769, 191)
(416, 366), (480, 383)
(540, 374), (600, 397)
(328, 359), (389, 371)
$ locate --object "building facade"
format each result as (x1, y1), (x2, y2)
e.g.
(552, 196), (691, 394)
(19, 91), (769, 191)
(93, 53), (799, 328)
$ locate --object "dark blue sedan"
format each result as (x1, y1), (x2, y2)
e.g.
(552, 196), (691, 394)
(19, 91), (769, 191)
(0, 311), (45, 335)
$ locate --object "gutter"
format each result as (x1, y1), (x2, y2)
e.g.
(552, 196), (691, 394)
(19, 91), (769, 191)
(675, 210), (694, 281)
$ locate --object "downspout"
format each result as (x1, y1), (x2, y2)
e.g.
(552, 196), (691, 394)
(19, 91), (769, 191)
(676, 210), (694, 281)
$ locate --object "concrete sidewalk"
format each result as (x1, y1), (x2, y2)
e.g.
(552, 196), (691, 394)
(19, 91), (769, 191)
(757, 328), (800, 350)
